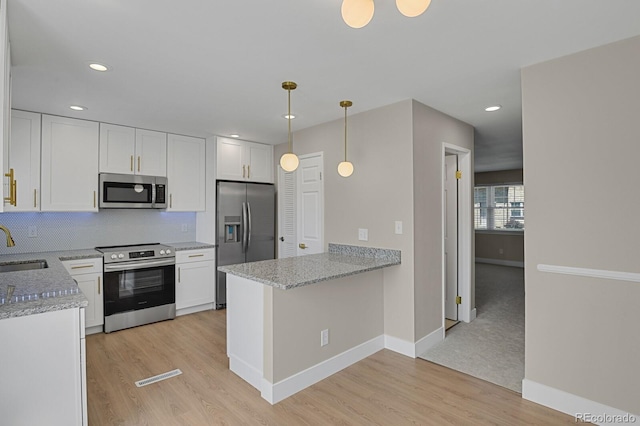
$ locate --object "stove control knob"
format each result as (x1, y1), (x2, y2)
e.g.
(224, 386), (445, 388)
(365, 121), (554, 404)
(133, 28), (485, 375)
(110, 254), (117, 260)
(166, 249), (172, 255)
(118, 253), (125, 259)
(160, 250), (166, 255)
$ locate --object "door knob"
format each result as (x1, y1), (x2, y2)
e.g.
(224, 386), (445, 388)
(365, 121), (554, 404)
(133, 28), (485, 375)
(279, 237), (285, 242)
(299, 243), (307, 249)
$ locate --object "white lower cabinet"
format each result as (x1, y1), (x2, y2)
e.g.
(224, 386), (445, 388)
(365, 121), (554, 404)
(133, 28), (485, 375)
(0, 307), (87, 425)
(176, 248), (215, 315)
(62, 258), (104, 333)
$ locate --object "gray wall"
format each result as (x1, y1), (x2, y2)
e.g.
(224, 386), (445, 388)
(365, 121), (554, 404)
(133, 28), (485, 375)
(522, 35), (640, 414)
(475, 169), (524, 265)
(275, 98), (473, 345)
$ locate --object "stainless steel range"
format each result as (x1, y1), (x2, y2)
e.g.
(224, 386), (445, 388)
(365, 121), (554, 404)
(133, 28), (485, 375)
(96, 243), (175, 333)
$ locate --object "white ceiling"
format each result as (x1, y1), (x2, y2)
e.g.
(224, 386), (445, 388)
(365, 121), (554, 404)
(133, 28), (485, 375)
(7, 0), (640, 172)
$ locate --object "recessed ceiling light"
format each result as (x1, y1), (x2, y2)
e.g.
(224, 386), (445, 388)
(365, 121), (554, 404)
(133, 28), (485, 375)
(485, 105), (501, 112)
(69, 105), (87, 111)
(89, 63), (109, 72)
(230, 134), (240, 138)
(282, 114), (296, 120)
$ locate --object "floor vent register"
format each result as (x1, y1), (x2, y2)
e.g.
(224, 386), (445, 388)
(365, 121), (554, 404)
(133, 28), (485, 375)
(135, 369), (183, 387)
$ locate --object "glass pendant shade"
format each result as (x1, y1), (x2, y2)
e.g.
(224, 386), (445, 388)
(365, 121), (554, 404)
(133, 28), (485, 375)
(341, 0), (374, 29)
(280, 152), (300, 172)
(338, 161), (354, 177)
(396, 0), (431, 17)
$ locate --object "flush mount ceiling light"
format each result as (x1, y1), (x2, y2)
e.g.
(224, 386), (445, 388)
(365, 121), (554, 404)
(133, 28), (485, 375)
(89, 63), (109, 72)
(229, 134), (240, 138)
(69, 105), (87, 111)
(341, 0), (431, 28)
(279, 81), (300, 172)
(485, 105), (502, 112)
(282, 114), (296, 120)
(338, 100), (354, 177)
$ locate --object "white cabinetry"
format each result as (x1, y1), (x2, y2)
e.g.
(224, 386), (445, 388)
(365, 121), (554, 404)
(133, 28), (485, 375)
(41, 115), (99, 211)
(217, 137), (273, 183)
(0, 307), (87, 425)
(0, 0), (11, 212)
(99, 123), (166, 176)
(5, 109), (41, 211)
(176, 248), (215, 315)
(167, 134), (206, 211)
(62, 257), (104, 334)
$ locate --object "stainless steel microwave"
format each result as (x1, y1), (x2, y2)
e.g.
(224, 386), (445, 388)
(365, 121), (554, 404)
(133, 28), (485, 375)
(99, 173), (167, 209)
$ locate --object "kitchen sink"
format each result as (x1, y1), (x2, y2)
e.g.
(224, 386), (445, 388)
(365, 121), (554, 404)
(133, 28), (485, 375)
(0, 260), (48, 273)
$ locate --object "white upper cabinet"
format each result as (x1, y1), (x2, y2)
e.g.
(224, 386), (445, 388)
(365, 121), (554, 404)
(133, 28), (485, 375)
(135, 129), (167, 176)
(6, 110), (41, 211)
(41, 115), (99, 212)
(167, 134), (205, 211)
(216, 137), (273, 183)
(99, 123), (167, 176)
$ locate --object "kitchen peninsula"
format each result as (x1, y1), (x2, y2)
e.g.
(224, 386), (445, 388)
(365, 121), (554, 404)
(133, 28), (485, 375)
(218, 243), (400, 404)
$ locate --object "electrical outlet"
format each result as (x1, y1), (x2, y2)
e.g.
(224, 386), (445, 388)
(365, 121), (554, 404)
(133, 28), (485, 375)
(28, 226), (38, 238)
(499, 248), (504, 254)
(181, 224), (188, 232)
(321, 329), (329, 346)
(358, 228), (368, 241)
(395, 221), (403, 235)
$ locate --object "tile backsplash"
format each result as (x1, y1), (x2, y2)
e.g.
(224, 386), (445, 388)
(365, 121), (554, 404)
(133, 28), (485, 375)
(0, 210), (196, 255)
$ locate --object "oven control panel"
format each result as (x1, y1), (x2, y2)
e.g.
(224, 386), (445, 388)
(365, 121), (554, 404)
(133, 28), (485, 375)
(98, 244), (175, 263)
(129, 250), (155, 259)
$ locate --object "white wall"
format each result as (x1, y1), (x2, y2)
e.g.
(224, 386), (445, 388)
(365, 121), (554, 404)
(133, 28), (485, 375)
(522, 35), (640, 415)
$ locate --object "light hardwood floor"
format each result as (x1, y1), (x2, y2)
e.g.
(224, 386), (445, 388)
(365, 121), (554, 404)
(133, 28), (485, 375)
(87, 310), (574, 425)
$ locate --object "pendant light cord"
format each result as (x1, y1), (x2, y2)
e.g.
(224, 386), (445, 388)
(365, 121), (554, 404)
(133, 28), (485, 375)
(344, 105), (348, 161)
(288, 88), (292, 153)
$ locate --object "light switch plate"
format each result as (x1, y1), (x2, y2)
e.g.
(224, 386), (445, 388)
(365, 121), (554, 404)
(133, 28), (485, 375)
(358, 228), (368, 241)
(28, 226), (38, 238)
(395, 221), (403, 235)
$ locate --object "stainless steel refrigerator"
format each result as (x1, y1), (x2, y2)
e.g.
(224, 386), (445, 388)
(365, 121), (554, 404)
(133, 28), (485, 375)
(216, 181), (275, 308)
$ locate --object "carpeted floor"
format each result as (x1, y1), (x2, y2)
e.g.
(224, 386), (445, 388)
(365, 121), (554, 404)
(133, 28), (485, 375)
(419, 263), (524, 393)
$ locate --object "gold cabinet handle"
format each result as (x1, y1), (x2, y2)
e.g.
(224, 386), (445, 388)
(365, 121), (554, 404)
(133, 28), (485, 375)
(247, 165), (250, 179)
(98, 276), (101, 295)
(93, 191), (96, 208)
(13, 179), (17, 206)
(138, 156), (141, 172)
(4, 168), (16, 206)
(34, 189), (37, 208)
(299, 243), (307, 249)
(188, 254), (204, 258)
(169, 194), (173, 208)
(130, 155), (134, 171)
(178, 267), (181, 283)
(71, 264), (94, 270)
(242, 165), (246, 178)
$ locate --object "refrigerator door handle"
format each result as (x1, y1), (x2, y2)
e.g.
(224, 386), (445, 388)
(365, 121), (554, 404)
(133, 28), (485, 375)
(242, 201), (248, 253)
(247, 202), (252, 250)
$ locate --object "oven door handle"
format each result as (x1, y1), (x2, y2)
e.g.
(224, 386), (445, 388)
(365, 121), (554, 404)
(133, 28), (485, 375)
(104, 258), (176, 272)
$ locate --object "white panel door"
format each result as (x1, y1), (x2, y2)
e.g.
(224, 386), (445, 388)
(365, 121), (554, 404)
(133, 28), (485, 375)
(277, 165), (297, 258)
(297, 153), (324, 255)
(444, 154), (458, 321)
(167, 134), (206, 211)
(41, 115), (99, 212)
(176, 259), (215, 309)
(99, 123), (135, 174)
(7, 109), (40, 211)
(135, 129), (167, 176)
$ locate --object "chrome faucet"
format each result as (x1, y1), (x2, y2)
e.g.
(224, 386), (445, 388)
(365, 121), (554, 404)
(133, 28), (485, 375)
(0, 225), (15, 247)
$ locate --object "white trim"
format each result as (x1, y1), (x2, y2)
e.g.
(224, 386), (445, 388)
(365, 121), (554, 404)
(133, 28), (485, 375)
(469, 307), (477, 322)
(538, 264), (640, 283)
(85, 325), (103, 335)
(176, 303), (214, 317)
(384, 328), (444, 358)
(262, 335), (384, 404)
(442, 143), (473, 324)
(476, 258), (525, 268)
(229, 355), (263, 392)
(522, 379), (639, 424)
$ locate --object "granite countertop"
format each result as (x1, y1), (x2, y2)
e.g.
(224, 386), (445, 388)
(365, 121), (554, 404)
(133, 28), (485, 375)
(168, 241), (216, 251)
(0, 249), (100, 320)
(218, 243), (401, 290)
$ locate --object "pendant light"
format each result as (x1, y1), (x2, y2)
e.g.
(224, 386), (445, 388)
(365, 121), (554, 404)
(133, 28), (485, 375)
(280, 81), (299, 172)
(337, 100), (354, 177)
(341, 0), (431, 28)
(396, 0), (431, 17)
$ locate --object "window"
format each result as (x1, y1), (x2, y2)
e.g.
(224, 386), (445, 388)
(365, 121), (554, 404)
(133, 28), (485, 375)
(474, 185), (524, 230)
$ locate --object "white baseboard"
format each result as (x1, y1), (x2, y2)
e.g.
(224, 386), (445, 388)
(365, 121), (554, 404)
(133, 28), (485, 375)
(384, 327), (444, 358)
(176, 303), (214, 317)
(468, 308), (477, 322)
(476, 258), (524, 268)
(229, 355), (263, 392)
(262, 335), (385, 405)
(522, 379), (639, 424)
